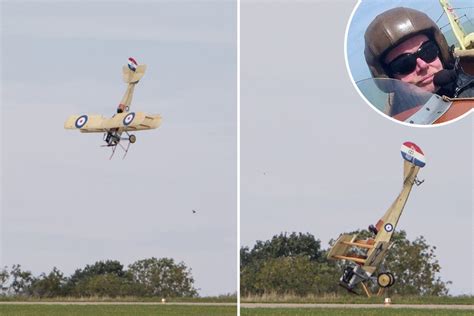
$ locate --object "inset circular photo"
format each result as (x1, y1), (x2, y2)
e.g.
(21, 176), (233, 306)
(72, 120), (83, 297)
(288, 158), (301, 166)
(346, 0), (474, 126)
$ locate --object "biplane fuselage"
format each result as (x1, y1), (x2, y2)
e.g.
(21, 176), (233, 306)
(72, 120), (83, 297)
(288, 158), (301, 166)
(327, 142), (426, 297)
(64, 58), (161, 159)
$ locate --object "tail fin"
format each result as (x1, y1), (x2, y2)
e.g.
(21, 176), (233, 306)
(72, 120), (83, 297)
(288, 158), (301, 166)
(401, 141), (425, 183)
(401, 142), (425, 168)
(122, 57), (147, 84)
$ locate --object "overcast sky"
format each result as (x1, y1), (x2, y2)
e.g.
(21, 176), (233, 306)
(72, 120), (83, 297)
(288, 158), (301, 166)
(1, 1), (236, 297)
(1, 0), (473, 299)
(241, 0), (472, 295)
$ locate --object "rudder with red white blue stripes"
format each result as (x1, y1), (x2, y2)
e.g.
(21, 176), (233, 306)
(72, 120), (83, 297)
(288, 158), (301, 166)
(128, 57), (138, 72)
(401, 141), (426, 168)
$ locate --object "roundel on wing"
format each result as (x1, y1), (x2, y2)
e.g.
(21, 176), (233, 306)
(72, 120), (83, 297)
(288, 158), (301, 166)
(384, 223), (394, 232)
(75, 115), (88, 128)
(123, 112), (135, 126)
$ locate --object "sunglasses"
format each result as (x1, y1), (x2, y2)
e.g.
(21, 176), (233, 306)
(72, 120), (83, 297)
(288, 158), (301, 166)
(386, 41), (440, 76)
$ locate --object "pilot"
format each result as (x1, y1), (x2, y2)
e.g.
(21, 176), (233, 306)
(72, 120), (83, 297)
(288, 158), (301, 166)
(364, 7), (474, 99)
(117, 103), (126, 113)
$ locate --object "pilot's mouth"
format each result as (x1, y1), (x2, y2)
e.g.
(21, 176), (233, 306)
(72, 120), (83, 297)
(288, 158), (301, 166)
(417, 74), (434, 86)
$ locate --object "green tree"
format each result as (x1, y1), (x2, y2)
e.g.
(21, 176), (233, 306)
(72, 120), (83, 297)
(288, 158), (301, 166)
(242, 232), (323, 266)
(65, 260), (127, 296)
(128, 257), (197, 297)
(74, 274), (133, 297)
(253, 257), (340, 295)
(10, 264), (33, 295)
(29, 267), (66, 298)
(69, 260), (126, 281)
(0, 266), (9, 295)
(240, 232), (337, 296)
(384, 230), (450, 296)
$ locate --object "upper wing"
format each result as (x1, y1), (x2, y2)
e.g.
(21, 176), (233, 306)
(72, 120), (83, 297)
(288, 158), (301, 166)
(64, 114), (108, 133)
(327, 233), (381, 273)
(327, 234), (368, 264)
(64, 112), (162, 133)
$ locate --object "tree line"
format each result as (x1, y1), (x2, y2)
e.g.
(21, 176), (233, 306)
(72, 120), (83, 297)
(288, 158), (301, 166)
(0, 231), (451, 298)
(241, 231), (451, 296)
(0, 257), (197, 298)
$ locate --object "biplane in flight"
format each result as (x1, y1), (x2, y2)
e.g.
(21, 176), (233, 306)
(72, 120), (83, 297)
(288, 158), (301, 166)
(327, 142), (426, 297)
(65, 58), (162, 159)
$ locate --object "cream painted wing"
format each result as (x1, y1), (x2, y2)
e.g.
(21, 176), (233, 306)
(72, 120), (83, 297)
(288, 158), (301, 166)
(65, 112), (162, 133)
(64, 114), (107, 133)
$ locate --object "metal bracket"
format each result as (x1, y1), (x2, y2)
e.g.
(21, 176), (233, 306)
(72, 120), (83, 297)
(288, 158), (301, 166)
(414, 177), (425, 186)
(404, 94), (452, 124)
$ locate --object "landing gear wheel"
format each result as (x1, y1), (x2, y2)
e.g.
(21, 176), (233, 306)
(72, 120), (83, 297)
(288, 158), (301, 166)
(377, 272), (394, 288)
(129, 134), (136, 143)
(386, 272), (395, 287)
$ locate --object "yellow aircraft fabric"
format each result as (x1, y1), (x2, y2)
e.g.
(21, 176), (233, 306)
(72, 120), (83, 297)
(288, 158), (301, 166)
(64, 112), (161, 133)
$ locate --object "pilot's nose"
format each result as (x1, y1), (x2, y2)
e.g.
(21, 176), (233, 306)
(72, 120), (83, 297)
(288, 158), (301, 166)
(415, 57), (430, 72)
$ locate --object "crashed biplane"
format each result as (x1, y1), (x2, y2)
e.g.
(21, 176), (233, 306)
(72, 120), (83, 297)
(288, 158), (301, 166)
(327, 142), (426, 297)
(65, 57), (161, 159)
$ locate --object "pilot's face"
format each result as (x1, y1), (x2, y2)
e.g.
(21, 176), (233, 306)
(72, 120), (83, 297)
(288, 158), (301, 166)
(384, 34), (443, 93)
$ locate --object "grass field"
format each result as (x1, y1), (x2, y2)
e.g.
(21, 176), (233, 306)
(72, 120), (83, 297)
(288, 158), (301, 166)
(0, 295), (236, 303)
(0, 304), (237, 316)
(241, 294), (474, 305)
(240, 308), (473, 316)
